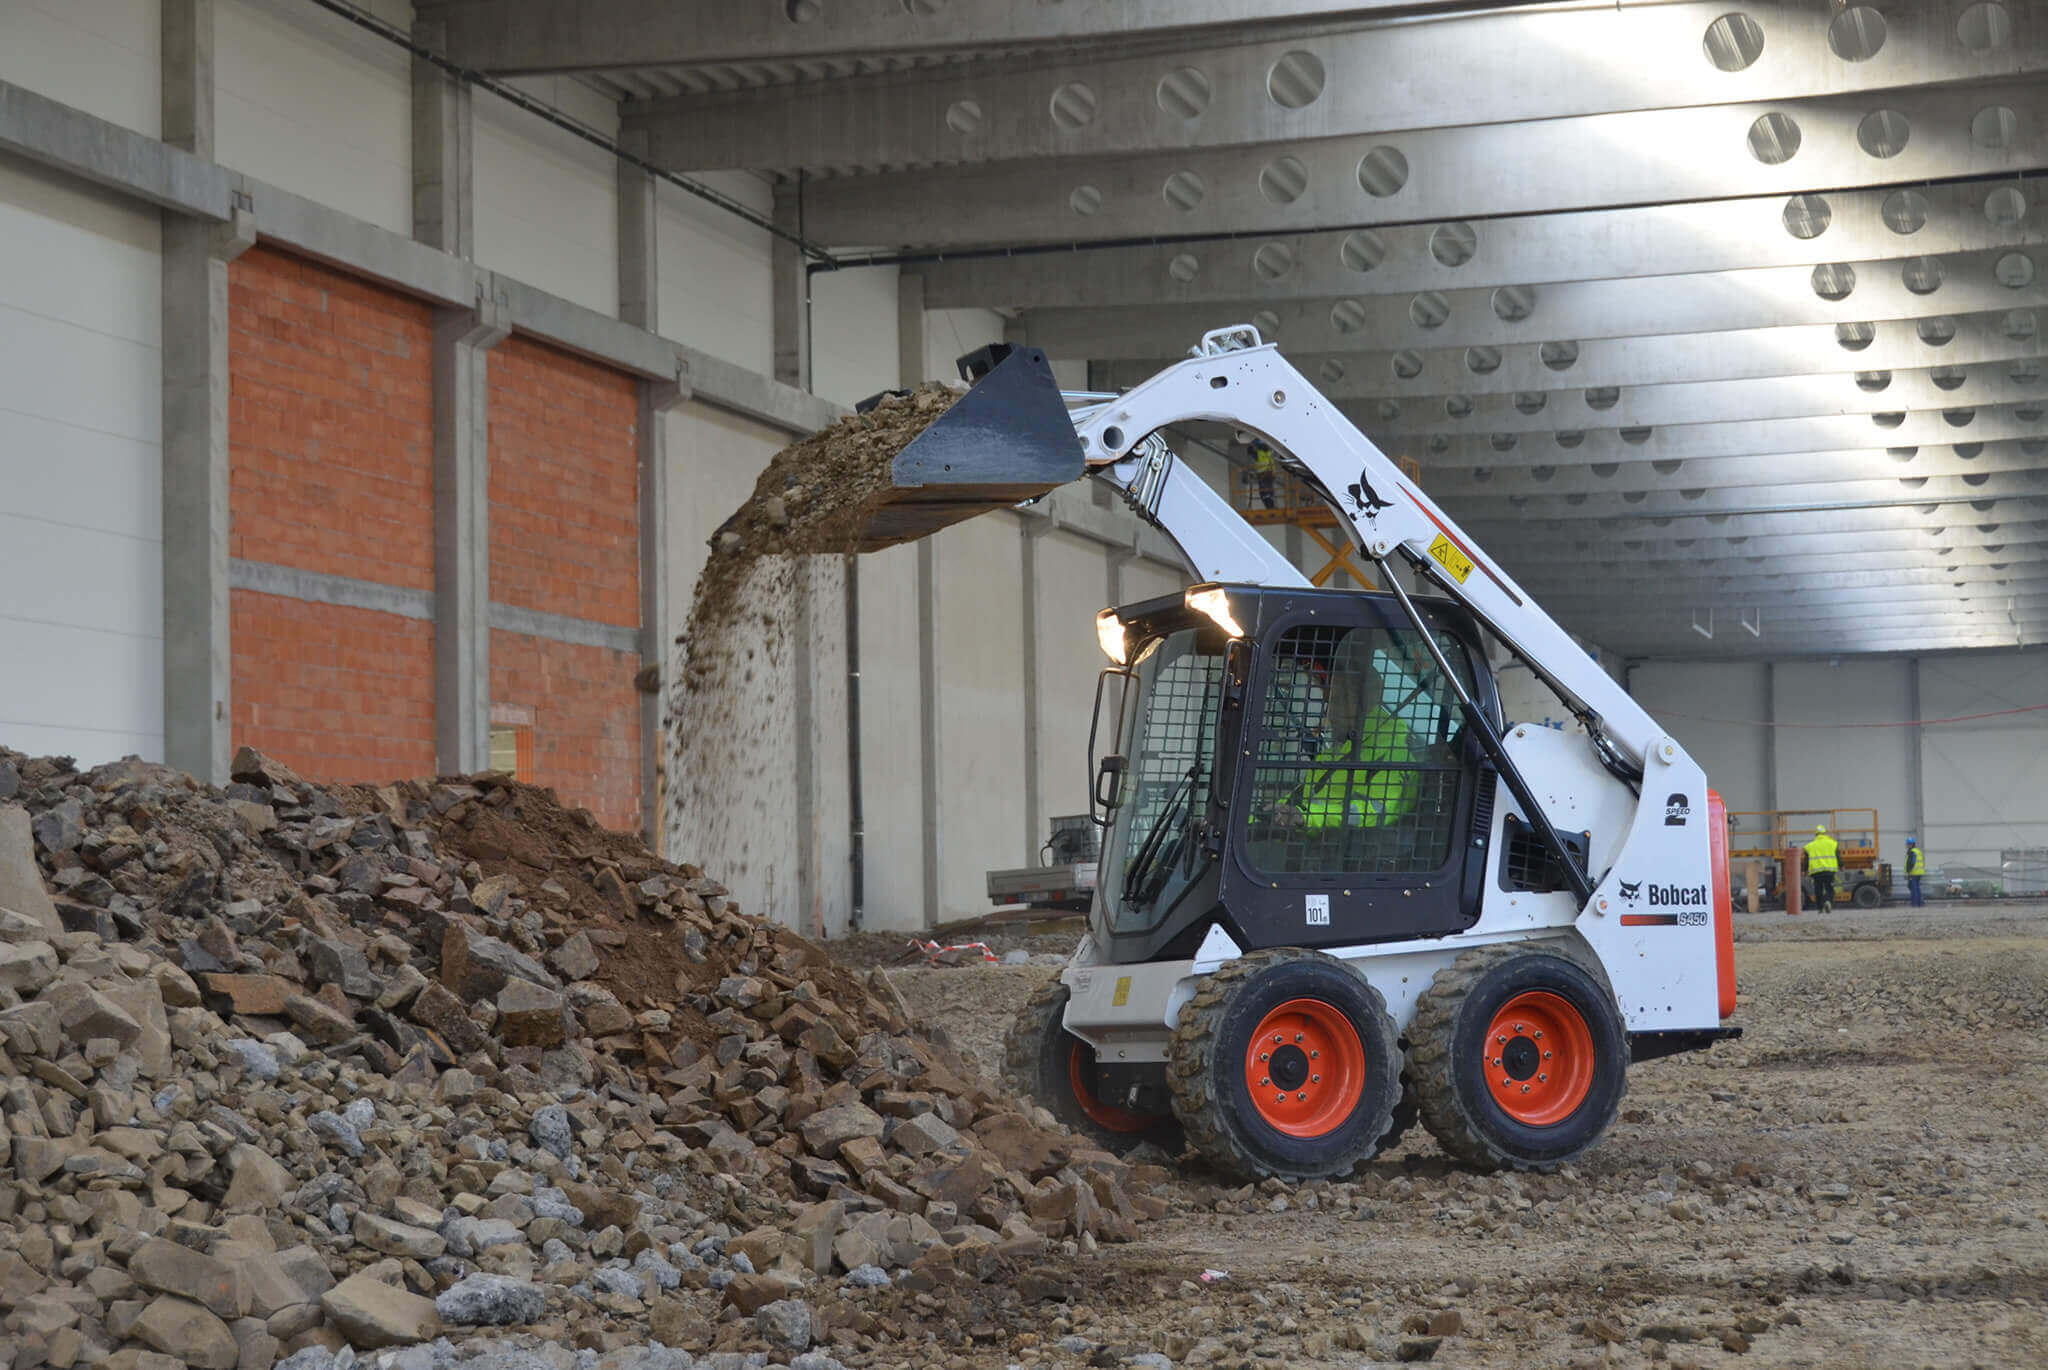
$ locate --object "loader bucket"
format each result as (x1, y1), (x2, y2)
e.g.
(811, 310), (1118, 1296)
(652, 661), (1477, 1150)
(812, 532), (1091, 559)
(852, 343), (1086, 549)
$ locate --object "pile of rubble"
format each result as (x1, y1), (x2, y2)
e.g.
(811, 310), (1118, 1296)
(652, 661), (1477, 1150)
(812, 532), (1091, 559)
(0, 746), (1163, 1370)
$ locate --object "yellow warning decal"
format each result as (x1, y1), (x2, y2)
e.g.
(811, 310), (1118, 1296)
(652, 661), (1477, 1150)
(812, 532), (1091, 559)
(1427, 533), (1474, 584)
(1112, 975), (1132, 1008)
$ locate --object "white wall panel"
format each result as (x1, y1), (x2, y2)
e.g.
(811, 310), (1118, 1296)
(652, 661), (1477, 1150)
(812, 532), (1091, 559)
(0, 0), (160, 136)
(1628, 662), (1770, 814)
(0, 159), (163, 764)
(1035, 529), (1111, 838)
(216, 0), (410, 235)
(1775, 660), (1913, 870)
(475, 78), (619, 318)
(935, 516), (1029, 919)
(655, 172), (774, 379)
(1917, 652), (2048, 880)
(809, 263), (898, 409)
(922, 307), (1003, 382)
(852, 546), (923, 930)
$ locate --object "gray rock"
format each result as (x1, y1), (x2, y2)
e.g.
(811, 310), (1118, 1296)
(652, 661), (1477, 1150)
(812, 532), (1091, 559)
(31, 797), (85, 854)
(788, 1356), (845, 1370)
(222, 1039), (280, 1081)
(531, 1186), (584, 1226)
(439, 1217), (524, 1260)
(309, 1111), (364, 1157)
(841, 1265), (890, 1289)
(632, 1251), (681, 1291)
(306, 938), (379, 999)
(433, 1274), (547, 1326)
(529, 1104), (573, 1160)
(1127, 1355), (1174, 1369)
(343, 1098), (376, 1129)
(728, 1251), (755, 1276)
(592, 1267), (643, 1299)
(755, 1300), (813, 1353)
(275, 1349), (336, 1370)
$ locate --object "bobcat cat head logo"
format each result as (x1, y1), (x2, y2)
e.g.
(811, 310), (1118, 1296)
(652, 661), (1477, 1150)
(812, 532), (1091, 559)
(1618, 879), (1642, 900)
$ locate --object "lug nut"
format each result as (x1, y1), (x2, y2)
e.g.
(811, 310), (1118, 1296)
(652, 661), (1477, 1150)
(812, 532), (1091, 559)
(1297, 1092), (1307, 1101)
(1311, 1074), (1321, 1084)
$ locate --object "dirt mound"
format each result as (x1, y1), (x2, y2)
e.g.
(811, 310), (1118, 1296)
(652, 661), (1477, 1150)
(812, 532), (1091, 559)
(0, 741), (1158, 1369)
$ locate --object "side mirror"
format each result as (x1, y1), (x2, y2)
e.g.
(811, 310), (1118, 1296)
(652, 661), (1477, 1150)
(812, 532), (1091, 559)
(1088, 666), (1136, 827)
(1094, 754), (1128, 813)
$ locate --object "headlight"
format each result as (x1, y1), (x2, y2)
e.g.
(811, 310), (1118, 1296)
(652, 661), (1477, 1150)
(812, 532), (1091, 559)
(1095, 609), (1128, 665)
(1185, 586), (1245, 638)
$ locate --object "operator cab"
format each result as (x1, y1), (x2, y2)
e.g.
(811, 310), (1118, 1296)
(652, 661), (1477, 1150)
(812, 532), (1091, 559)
(1091, 583), (1507, 967)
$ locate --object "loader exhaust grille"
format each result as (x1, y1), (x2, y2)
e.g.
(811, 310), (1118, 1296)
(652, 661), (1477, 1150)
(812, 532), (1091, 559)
(1499, 814), (1590, 894)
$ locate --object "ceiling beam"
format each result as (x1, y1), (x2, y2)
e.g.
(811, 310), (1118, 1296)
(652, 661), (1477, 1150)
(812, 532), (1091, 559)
(1418, 438), (2048, 499)
(912, 179), (2048, 310)
(1100, 310), (2045, 397)
(1353, 364), (2047, 437)
(1437, 467), (2048, 519)
(420, 0), (1455, 76)
(625, 1), (2048, 173)
(796, 82), (2048, 247)
(1456, 498), (2042, 547)
(1466, 528), (2048, 571)
(1517, 567), (2048, 603)
(1402, 416), (2047, 472)
(1018, 247), (2047, 360)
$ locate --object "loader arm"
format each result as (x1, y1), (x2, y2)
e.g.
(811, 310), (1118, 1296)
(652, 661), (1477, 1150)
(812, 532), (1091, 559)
(1067, 329), (1664, 777)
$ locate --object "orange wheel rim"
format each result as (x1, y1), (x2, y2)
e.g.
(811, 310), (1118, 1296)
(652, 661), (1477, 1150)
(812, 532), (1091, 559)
(1067, 1040), (1153, 1133)
(1485, 991), (1594, 1126)
(1242, 998), (1367, 1138)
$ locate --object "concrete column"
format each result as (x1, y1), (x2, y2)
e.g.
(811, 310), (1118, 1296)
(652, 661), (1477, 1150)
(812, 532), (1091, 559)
(637, 372), (687, 846)
(898, 278), (942, 925)
(161, 0), (250, 785)
(411, 16), (474, 257)
(161, 0), (214, 158)
(1021, 519), (1053, 861)
(432, 285), (509, 776)
(897, 271), (926, 384)
(772, 185), (809, 390)
(1907, 656), (1926, 846)
(1761, 661), (1778, 812)
(617, 127), (658, 334)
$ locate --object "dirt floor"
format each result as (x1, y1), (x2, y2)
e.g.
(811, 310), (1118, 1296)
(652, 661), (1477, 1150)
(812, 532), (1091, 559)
(866, 900), (2048, 1369)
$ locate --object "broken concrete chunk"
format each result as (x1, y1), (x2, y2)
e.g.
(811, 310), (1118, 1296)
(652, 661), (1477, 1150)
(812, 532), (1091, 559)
(319, 1272), (441, 1349)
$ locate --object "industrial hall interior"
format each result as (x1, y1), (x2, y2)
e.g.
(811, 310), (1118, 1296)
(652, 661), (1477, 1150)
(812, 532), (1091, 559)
(2, 2), (2048, 1369)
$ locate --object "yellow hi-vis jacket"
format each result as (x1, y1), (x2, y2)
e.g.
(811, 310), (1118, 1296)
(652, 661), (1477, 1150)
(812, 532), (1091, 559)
(1804, 832), (1840, 873)
(1300, 713), (1416, 828)
(1906, 846), (1925, 876)
(1250, 442), (1278, 473)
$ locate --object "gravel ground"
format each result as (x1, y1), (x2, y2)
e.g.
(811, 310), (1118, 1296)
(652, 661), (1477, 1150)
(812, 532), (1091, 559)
(882, 901), (2048, 1369)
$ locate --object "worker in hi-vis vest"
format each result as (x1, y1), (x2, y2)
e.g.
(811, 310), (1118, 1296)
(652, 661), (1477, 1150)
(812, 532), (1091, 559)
(1804, 824), (1840, 913)
(1905, 838), (1925, 907)
(1249, 438), (1278, 510)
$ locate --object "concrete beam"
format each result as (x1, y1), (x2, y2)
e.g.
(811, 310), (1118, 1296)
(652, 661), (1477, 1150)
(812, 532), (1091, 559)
(0, 79), (231, 220)
(617, 126), (657, 334)
(433, 290), (510, 776)
(798, 82), (2048, 248)
(627, 0), (2048, 173)
(1104, 309), (2047, 400)
(1022, 247), (2048, 362)
(422, 0), (1473, 75)
(411, 14), (475, 257)
(1360, 364), (2048, 439)
(1462, 497), (2048, 546)
(1439, 467), (2048, 521)
(1417, 438), (2048, 501)
(915, 178), (2048, 310)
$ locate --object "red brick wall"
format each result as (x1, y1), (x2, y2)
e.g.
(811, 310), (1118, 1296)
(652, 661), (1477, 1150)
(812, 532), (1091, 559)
(228, 247), (438, 786)
(488, 336), (641, 627)
(490, 630), (641, 832)
(228, 247), (435, 589)
(231, 593), (436, 784)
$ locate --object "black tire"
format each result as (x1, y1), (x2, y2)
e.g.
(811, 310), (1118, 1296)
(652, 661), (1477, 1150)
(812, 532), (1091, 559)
(1002, 978), (1183, 1155)
(1166, 948), (1403, 1183)
(1407, 941), (1628, 1173)
(1372, 1066), (1421, 1160)
(1852, 882), (1882, 909)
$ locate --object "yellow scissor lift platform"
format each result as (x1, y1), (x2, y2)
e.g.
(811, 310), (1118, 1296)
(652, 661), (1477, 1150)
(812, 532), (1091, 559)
(1727, 807), (1891, 910)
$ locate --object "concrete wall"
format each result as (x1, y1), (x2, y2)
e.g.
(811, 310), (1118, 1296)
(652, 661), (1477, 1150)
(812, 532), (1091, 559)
(1630, 650), (2048, 881)
(475, 78), (620, 318)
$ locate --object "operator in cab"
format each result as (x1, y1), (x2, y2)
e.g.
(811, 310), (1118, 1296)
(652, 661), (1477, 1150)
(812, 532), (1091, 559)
(1279, 638), (1419, 838)
(1805, 823), (1840, 913)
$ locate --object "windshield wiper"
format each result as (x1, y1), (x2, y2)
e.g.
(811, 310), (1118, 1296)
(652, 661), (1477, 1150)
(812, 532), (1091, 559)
(1122, 765), (1198, 905)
